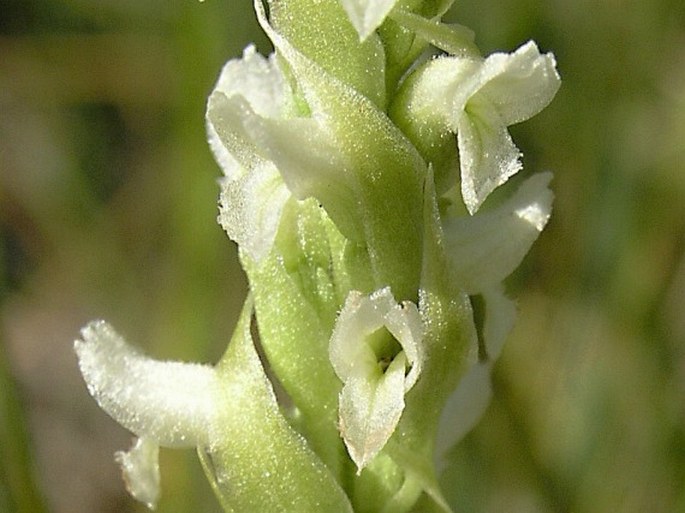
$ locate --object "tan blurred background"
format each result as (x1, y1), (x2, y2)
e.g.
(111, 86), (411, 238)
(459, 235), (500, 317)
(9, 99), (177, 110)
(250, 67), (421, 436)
(1, 0), (684, 512)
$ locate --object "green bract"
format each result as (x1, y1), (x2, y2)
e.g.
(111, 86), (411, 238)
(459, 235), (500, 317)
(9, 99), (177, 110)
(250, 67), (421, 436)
(75, 0), (560, 511)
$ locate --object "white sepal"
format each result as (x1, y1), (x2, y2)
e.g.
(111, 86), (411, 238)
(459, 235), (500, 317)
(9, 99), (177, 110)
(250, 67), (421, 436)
(475, 41), (561, 127)
(329, 287), (424, 471)
(207, 45), (296, 175)
(208, 65), (359, 243)
(114, 437), (161, 510)
(443, 172), (554, 295)
(389, 10), (479, 57)
(217, 161), (290, 262)
(74, 320), (218, 448)
(212, 45), (294, 122)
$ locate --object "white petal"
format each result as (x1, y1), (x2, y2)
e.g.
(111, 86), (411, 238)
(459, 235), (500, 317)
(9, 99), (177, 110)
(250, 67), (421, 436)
(209, 91), (361, 241)
(476, 41), (561, 126)
(206, 45), (295, 178)
(74, 321), (218, 447)
(115, 437), (160, 510)
(329, 291), (383, 383)
(457, 98), (522, 214)
(217, 161), (291, 262)
(443, 173), (554, 294)
(340, 0), (400, 41)
(242, 113), (355, 212)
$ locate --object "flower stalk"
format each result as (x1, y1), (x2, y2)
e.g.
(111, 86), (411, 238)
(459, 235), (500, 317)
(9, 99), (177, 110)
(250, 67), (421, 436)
(75, 0), (560, 511)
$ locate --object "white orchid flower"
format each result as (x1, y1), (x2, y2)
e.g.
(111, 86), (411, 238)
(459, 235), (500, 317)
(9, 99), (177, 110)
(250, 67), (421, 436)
(74, 321), (219, 508)
(394, 41), (560, 213)
(207, 45), (294, 262)
(329, 287), (424, 471)
(75, 309), (354, 512)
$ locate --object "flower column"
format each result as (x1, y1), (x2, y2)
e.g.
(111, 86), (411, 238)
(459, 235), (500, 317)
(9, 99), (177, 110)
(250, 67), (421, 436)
(75, 0), (560, 511)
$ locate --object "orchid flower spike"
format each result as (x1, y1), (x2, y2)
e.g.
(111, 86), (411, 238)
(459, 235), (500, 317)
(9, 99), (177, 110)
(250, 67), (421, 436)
(75, 0), (561, 510)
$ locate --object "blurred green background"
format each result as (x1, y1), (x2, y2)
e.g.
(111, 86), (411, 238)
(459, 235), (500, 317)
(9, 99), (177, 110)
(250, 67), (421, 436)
(0, 0), (683, 512)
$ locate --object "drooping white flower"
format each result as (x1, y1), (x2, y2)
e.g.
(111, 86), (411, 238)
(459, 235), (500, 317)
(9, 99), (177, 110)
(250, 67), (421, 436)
(74, 321), (219, 509)
(394, 41), (560, 213)
(207, 43), (362, 248)
(329, 287), (424, 471)
(207, 45), (294, 262)
(75, 310), (355, 512)
(431, 173), (553, 469)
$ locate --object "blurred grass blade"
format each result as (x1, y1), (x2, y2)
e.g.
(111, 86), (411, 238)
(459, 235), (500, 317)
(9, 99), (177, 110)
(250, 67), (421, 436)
(0, 337), (48, 513)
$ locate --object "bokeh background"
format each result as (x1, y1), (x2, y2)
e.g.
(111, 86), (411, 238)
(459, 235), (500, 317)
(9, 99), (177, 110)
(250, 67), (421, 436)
(1, 0), (684, 512)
